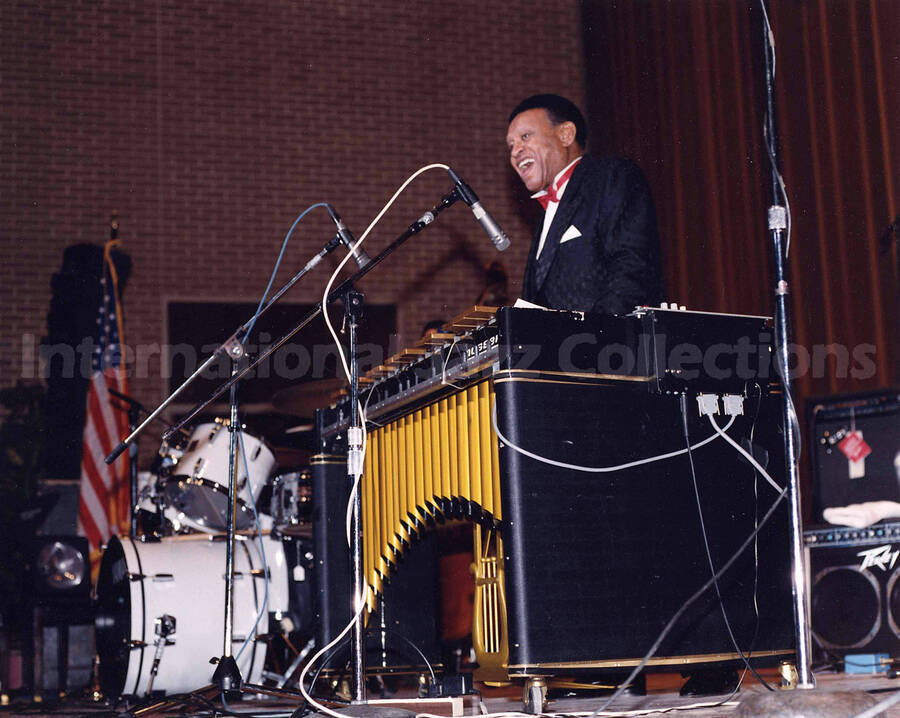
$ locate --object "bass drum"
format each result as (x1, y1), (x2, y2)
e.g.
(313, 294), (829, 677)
(95, 533), (288, 698)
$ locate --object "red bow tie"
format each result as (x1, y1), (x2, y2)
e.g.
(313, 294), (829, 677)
(536, 160), (580, 210)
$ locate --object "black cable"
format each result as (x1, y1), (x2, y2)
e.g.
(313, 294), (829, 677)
(380, 628), (437, 684)
(290, 624), (440, 715)
(300, 617), (438, 693)
(678, 393), (774, 692)
(744, 383), (765, 656)
(727, 382), (767, 693)
(590, 475), (789, 715)
(809, 632), (847, 673)
(309, 649), (346, 697)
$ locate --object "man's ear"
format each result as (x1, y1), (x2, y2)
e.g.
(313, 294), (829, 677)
(557, 121), (577, 147)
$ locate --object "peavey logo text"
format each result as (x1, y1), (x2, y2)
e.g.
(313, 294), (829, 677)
(857, 544), (900, 572)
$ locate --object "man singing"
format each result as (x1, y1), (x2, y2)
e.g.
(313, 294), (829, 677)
(507, 94), (663, 314)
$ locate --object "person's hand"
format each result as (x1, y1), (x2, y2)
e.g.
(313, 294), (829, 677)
(823, 501), (900, 528)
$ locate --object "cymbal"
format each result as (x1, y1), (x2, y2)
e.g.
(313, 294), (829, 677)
(283, 423), (314, 434)
(270, 378), (345, 417)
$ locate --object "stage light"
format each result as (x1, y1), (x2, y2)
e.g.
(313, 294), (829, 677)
(36, 540), (88, 592)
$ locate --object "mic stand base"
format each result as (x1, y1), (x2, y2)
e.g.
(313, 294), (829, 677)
(332, 707), (415, 717)
(211, 656), (242, 695)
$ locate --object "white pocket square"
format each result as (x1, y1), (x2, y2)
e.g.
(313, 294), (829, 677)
(560, 225), (582, 244)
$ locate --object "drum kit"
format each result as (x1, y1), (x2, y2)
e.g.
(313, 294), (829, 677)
(95, 385), (323, 699)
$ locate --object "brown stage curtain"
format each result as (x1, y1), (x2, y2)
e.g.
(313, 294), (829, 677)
(581, 0), (897, 406)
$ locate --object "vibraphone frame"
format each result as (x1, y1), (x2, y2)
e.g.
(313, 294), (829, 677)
(313, 306), (796, 684)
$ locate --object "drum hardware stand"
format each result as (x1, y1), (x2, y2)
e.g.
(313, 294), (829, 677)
(145, 614), (176, 696)
(261, 636), (316, 688)
(759, 0), (813, 689)
(284, 638), (316, 689)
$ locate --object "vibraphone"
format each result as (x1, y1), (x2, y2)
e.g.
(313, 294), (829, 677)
(313, 306), (795, 683)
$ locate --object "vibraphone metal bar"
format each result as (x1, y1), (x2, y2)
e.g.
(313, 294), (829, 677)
(362, 378), (502, 602)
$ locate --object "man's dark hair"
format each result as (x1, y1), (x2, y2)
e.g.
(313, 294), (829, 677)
(508, 94), (588, 148)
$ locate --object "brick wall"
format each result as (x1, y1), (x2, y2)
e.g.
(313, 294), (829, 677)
(2, 1), (585, 471)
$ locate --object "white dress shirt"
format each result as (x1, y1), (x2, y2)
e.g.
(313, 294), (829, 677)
(532, 156), (583, 258)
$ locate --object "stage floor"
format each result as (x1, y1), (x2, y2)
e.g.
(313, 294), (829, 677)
(3, 670), (900, 717)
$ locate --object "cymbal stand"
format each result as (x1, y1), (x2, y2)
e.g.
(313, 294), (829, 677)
(106, 387), (143, 537)
(106, 387), (165, 538)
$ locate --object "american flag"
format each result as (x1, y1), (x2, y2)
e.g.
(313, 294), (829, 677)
(77, 240), (130, 558)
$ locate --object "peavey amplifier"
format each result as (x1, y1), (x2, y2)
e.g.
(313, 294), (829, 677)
(805, 522), (900, 661)
(809, 390), (899, 523)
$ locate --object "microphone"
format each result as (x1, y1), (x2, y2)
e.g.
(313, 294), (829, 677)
(327, 206), (371, 268)
(447, 168), (510, 251)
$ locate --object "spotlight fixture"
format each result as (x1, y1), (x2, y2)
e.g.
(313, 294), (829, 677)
(36, 539), (88, 592)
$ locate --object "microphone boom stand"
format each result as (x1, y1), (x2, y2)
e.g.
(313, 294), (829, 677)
(167, 190), (461, 707)
(159, 189), (462, 444)
(760, 1), (814, 688)
(210, 363), (244, 692)
(104, 231), (345, 696)
(344, 290), (366, 704)
(105, 187), (462, 706)
(104, 233), (347, 465)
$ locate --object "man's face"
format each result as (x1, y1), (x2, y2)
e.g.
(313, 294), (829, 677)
(506, 108), (578, 193)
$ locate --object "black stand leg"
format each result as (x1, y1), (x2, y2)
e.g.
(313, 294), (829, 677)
(56, 625), (69, 697)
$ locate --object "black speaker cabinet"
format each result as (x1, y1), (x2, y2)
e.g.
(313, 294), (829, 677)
(805, 523), (900, 660)
(809, 389), (899, 523)
(24, 536), (93, 696)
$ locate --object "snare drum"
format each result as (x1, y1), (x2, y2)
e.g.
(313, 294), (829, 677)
(94, 533), (288, 698)
(161, 421), (276, 533)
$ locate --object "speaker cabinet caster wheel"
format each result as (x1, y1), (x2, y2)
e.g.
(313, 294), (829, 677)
(522, 678), (547, 714)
